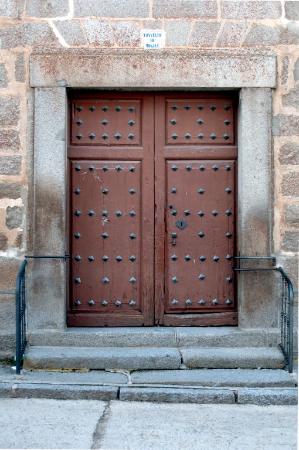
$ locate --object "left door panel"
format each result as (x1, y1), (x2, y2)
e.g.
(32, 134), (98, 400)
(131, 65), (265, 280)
(67, 94), (154, 326)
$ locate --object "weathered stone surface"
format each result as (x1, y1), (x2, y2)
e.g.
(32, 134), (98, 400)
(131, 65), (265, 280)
(10, 383), (118, 400)
(189, 22), (221, 46)
(216, 22), (248, 47)
(280, 21), (299, 45)
(283, 85), (299, 108)
(273, 115), (299, 136)
(244, 24), (280, 46)
(294, 57), (299, 81)
(5, 206), (23, 229)
(281, 231), (299, 252)
(54, 20), (87, 46)
(0, 257), (21, 289)
(0, 64), (8, 88)
(14, 232), (22, 248)
(180, 347), (284, 369)
(0, 23), (59, 49)
(29, 328), (176, 347)
(131, 369), (296, 387)
(0, 156), (21, 175)
(0, 130), (20, 151)
(119, 387), (235, 403)
(165, 20), (190, 46)
(285, 204), (299, 227)
(282, 172), (299, 197)
(0, 234), (8, 251)
(280, 56), (289, 85)
(23, 346), (182, 370)
(74, 0), (149, 17)
(15, 53), (25, 82)
(26, 0), (69, 17)
(30, 50), (277, 88)
(0, 183), (21, 199)
(0, 0), (20, 17)
(221, 1), (281, 19)
(154, 0), (217, 18)
(82, 20), (141, 47)
(0, 97), (20, 126)
(285, 1), (299, 20)
(0, 297), (15, 332)
(279, 142), (299, 165)
(238, 388), (298, 405)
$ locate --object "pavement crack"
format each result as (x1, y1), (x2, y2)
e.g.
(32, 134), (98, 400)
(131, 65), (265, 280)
(91, 401), (111, 449)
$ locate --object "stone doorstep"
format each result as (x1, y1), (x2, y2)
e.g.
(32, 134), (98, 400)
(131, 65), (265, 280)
(23, 346), (285, 371)
(0, 382), (297, 405)
(28, 327), (281, 348)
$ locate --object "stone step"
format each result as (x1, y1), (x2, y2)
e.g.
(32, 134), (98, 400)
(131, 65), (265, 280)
(28, 327), (280, 348)
(23, 346), (285, 370)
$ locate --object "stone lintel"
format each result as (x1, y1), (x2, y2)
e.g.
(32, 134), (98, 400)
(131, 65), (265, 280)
(30, 49), (276, 88)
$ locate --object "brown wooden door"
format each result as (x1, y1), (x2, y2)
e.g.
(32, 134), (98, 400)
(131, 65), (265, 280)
(68, 92), (237, 327)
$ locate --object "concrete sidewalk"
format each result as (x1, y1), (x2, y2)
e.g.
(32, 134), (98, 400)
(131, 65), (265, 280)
(0, 399), (297, 449)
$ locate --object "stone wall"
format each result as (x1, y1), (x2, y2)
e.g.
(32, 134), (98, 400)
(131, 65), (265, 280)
(0, 1), (298, 352)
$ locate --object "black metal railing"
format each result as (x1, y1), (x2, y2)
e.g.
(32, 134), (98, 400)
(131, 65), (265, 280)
(234, 256), (295, 373)
(15, 255), (69, 374)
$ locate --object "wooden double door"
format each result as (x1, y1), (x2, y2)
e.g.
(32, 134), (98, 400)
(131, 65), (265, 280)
(67, 92), (237, 327)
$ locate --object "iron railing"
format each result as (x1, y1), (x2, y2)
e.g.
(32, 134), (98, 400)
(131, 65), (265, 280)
(15, 255), (69, 374)
(234, 256), (295, 373)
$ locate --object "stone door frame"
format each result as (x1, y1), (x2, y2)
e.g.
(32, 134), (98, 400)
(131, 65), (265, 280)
(28, 49), (276, 332)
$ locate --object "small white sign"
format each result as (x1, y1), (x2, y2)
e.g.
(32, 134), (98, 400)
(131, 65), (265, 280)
(141, 29), (165, 49)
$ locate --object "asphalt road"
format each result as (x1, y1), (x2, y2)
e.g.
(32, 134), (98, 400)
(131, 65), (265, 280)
(0, 399), (297, 449)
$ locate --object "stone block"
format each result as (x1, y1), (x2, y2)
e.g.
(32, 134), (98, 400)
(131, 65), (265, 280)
(216, 22), (248, 47)
(280, 56), (289, 85)
(244, 24), (280, 46)
(26, 0), (69, 17)
(283, 85), (299, 108)
(0, 332), (15, 354)
(276, 255), (298, 292)
(221, 1), (281, 19)
(281, 231), (299, 252)
(23, 346), (182, 370)
(5, 206), (23, 229)
(0, 64), (8, 88)
(180, 347), (284, 369)
(164, 20), (190, 46)
(0, 233), (8, 251)
(0, 257), (21, 289)
(294, 57), (299, 81)
(29, 50), (277, 88)
(0, 183), (21, 199)
(131, 369), (296, 387)
(119, 387), (235, 403)
(279, 142), (299, 165)
(0, 97), (20, 127)
(189, 22), (221, 47)
(18, 369), (128, 385)
(83, 20), (141, 47)
(273, 115), (299, 136)
(153, 0), (217, 18)
(0, 0), (19, 17)
(11, 383), (118, 400)
(54, 20), (87, 46)
(0, 156), (21, 175)
(238, 388), (298, 405)
(285, 204), (299, 227)
(285, 1), (299, 20)
(14, 232), (22, 248)
(282, 172), (299, 197)
(74, 0), (149, 17)
(0, 130), (20, 152)
(15, 53), (25, 82)
(0, 23), (58, 49)
(280, 21), (299, 45)
(0, 296), (15, 332)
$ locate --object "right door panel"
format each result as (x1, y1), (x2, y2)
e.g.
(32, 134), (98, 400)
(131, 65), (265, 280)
(155, 94), (238, 326)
